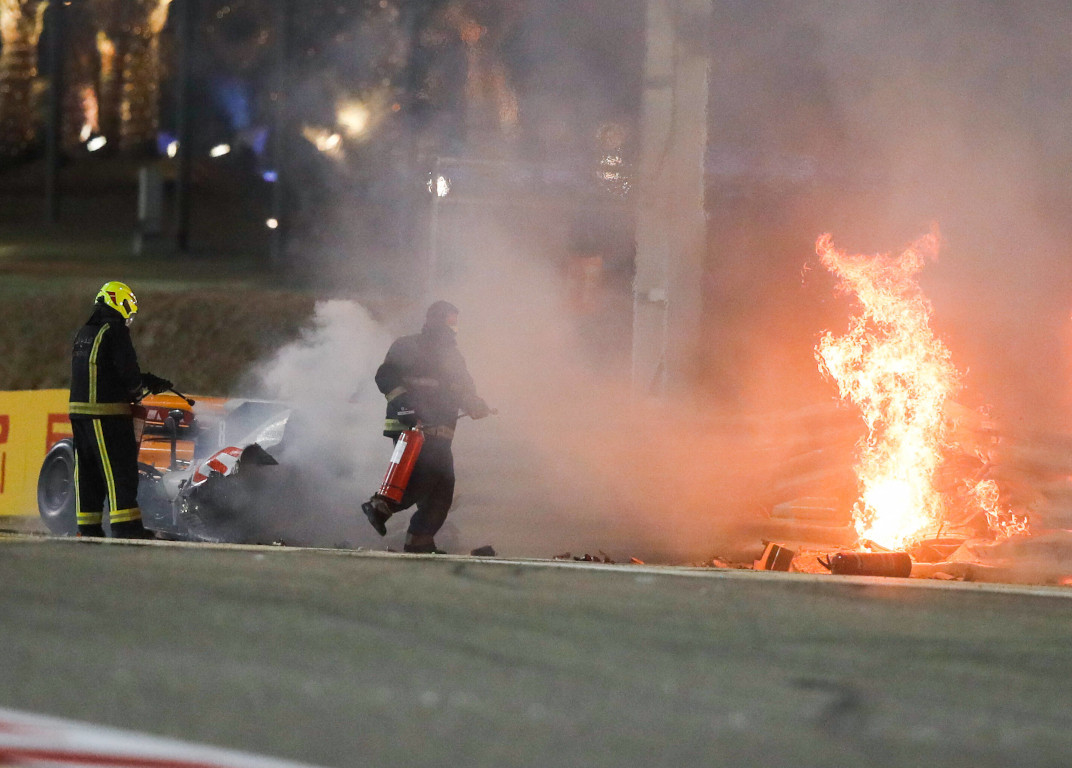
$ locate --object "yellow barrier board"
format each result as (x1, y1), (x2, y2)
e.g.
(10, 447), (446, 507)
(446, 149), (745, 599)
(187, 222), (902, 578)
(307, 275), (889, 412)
(0, 390), (72, 517)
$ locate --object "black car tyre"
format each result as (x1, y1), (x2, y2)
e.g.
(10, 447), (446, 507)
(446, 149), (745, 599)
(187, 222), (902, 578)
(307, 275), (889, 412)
(38, 439), (77, 536)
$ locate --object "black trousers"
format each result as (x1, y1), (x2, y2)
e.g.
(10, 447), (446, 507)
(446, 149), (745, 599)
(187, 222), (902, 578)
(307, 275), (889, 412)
(395, 436), (455, 538)
(71, 415), (141, 527)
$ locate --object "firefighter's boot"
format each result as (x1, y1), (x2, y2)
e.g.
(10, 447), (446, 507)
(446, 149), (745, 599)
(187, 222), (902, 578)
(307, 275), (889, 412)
(361, 498), (394, 537)
(110, 520), (153, 539)
(77, 524), (105, 538)
(403, 532), (446, 554)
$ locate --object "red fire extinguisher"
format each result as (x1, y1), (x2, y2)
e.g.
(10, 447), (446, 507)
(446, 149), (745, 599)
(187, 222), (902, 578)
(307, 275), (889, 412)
(376, 427), (425, 504)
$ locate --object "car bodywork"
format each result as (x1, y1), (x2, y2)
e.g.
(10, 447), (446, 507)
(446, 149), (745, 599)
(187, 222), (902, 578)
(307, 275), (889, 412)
(37, 394), (292, 542)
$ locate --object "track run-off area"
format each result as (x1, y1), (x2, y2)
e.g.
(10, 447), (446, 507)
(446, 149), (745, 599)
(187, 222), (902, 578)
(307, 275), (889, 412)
(1, 534), (1071, 768)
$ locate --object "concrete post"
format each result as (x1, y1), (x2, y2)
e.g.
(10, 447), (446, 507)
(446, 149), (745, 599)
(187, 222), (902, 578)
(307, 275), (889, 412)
(134, 163), (164, 254)
(632, 0), (711, 399)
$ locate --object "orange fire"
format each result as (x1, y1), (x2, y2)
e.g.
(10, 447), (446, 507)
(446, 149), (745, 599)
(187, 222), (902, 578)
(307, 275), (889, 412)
(816, 230), (961, 548)
(816, 230), (1028, 548)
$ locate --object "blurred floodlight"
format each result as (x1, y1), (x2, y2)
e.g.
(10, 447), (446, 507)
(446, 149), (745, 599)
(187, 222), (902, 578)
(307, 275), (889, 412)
(86, 136), (107, 152)
(336, 101), (371, 137)
(266, 218), (279, 229)
(301, 126), (345, 157)
(262, 170), (278, 183)
(428, 174), (451, 197)
(167, 140), (179, 158)
(79, 123), (93, 143)
(209, 143), (231, 158)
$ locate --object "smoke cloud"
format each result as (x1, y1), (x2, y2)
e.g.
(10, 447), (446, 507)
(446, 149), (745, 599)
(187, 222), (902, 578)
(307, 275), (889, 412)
(708, 0), (1072, 433)
(238, 0), (1072, 566)
(238, 301), (394, 549)
(242, 245), (773, 562)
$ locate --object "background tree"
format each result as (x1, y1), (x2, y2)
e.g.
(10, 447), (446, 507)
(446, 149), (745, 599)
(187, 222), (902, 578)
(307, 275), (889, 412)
(0, 0), (46, 160)
(61, 0), (100, 152)
(119, 0), (172, 151)
(89, 0), (123, 145)
(70, 0), (173, 153)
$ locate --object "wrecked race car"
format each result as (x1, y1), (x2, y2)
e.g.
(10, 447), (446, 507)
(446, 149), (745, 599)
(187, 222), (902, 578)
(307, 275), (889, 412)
(37, 392), (293, 542)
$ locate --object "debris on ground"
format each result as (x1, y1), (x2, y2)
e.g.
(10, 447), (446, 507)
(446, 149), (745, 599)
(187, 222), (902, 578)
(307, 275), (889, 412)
(909, 536), (967, 564)
(754, 542), (796, 571)
(470, 545), (496, 557)
(929, 571), (960, 580)
(692, 556), (752, 569)
(553, 551), (615, 564)
(817, 550), (912, 577)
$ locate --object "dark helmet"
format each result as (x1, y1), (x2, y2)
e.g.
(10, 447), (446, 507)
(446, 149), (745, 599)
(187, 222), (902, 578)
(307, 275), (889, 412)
(425, 300), (459, 328)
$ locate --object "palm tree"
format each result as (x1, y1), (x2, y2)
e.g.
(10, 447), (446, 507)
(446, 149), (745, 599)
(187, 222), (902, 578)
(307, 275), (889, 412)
(84, 0), (171, 153)
(119, 0), (172, 151)
(62, 0), (99, 151)
(0, 0), (47, 159)
(89, 0), (123, 145)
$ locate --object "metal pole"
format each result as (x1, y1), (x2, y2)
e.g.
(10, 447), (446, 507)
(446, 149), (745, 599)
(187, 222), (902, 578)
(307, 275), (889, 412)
(427, 156), (441, 298)
(44, 0), (66, 224)
(268, 0), (289, 269)
(174, 0), (196, 252)
(632, 0), (711, 399)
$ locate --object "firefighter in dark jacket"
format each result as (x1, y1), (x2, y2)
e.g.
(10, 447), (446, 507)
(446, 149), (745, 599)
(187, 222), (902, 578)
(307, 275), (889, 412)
(361, 301), (492, 553)
(69, 281), (172, 538)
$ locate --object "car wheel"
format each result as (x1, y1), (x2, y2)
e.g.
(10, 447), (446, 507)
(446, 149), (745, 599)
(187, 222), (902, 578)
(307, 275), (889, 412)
(38, 439), (77, 536)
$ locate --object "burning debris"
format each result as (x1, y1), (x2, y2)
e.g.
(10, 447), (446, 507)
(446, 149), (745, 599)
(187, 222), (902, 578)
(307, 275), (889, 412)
(814, 229), (1028, 551)
(733, 229), (1072, 586)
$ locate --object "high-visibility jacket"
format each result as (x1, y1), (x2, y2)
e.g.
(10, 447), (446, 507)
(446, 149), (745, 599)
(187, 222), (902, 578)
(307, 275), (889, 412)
(69, 304), (143, 417)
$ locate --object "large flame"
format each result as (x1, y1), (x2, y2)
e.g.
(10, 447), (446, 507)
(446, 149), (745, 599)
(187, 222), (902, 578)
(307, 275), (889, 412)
(816, 230), (1030, 548)
(816, 230), (960, 548)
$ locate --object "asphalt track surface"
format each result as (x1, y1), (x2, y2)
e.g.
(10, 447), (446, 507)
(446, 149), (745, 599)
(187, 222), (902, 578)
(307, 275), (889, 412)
(2, 536), (1072, 768)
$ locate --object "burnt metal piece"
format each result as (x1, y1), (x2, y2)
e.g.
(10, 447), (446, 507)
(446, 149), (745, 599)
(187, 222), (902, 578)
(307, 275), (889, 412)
(756, 542), (796, 571)
(818, 551), (913, 578)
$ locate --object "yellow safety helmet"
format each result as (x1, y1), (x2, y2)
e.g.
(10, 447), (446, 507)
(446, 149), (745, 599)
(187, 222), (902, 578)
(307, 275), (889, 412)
(95, 281), (139, 320)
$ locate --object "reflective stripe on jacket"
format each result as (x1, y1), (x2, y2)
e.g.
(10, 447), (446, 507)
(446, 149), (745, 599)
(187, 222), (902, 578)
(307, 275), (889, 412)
(69, 305), (142, 417)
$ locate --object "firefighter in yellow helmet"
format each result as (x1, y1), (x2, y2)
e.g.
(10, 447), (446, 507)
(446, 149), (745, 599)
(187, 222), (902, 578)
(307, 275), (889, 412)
(68, 282), (172, 538)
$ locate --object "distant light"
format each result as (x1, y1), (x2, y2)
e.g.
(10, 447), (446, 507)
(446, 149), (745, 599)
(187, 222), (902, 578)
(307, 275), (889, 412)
(167, 140), (179, 158)
(428, 174), (451, 197)
(300, 126), (345, 157)
(320, 133), (342, 152)
(266, 218), (279, 229)
(86, 136), (107, 152)
(262, 170), (278, 183)
(309, 131), (342, 153)
(336, 101), (370, 137)
(209, 143), (231, 158)
(79, 123), (93, 143)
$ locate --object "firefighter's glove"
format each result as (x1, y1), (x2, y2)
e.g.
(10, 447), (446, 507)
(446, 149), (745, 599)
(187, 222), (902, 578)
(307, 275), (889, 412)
(466, 396), (492, 420)
(142, 372), (173, 395)
(391, 394), (421, 428)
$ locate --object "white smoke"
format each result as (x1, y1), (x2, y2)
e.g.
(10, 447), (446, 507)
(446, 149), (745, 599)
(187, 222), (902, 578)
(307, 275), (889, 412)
(245, 300), (396, 549)
(235, 249), (766, 562)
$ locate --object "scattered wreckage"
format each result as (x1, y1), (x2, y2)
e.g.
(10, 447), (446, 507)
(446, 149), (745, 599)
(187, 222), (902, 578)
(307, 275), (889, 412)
(30, 386), (1072, 586)
(37, 392), (292, 542)
(743, 401), (1072, 585)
